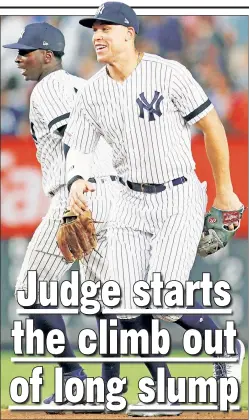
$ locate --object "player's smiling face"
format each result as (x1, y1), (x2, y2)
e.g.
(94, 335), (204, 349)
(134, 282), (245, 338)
(15, 49), (45, 81)
(92, 22), (129, 63)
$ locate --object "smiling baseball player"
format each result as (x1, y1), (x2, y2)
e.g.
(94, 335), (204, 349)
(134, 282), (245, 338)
(62, 2), (245, 416)
(3, 21), (174, 413)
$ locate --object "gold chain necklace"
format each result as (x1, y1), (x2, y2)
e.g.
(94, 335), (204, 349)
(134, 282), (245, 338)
(107, 51), (143, 79)
(136, 51), (143, 68)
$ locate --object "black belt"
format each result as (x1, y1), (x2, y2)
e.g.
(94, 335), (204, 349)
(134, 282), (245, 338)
(125, 176), (187, 194)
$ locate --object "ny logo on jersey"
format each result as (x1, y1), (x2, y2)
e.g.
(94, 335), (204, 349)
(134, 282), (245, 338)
(95, 4), (105, 16)
(136, 91), (164, 122)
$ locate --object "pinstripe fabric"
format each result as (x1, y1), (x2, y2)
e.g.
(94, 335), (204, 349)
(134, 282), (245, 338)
(63, 53), (212, 317)
(64, 53), (213, 184)
(17, 70), (121, 294)
(108, 174), (207, 316)
(92, 137), (117, 178)
(16, 185), (70, 293)
(29, 70), (87, 196)
(80, 177), (123, 283)
(16, 177), (122, 293)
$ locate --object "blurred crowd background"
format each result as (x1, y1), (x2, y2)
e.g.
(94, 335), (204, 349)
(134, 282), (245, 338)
(1, 15), (248, 138)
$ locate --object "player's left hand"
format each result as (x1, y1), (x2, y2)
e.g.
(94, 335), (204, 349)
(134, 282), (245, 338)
(69, 179), (95, 216)
(212, 191), (243, 230)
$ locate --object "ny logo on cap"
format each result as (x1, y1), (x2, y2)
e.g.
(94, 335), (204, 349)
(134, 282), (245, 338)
(136, 91), (164, 122)
(19, 29), (25, 39)
(95, 4), (105, 16)
(124, 18), (129, 24)
(43, 41), (49, 46)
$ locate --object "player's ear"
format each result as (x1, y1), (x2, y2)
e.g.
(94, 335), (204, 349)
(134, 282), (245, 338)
(125, 27), (135, 41)
(44, 50), (53, 63)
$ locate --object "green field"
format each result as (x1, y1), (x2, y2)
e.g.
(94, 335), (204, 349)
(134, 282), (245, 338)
(1, 351), (248, 409)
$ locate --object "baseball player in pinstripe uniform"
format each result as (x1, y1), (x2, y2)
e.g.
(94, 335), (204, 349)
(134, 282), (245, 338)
(3, 22), (126, 411)
(64, 2), (245, 416)
(4, 22), (175, 413)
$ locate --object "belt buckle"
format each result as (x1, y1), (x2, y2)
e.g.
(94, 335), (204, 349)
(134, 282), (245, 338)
(141, 183), (148, 192)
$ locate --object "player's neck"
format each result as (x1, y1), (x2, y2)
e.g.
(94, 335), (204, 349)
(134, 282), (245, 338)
(38, 63), (63, 82)
(106, 50), (143, 82)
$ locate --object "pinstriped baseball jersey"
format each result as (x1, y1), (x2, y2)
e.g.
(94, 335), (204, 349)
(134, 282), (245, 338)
(93, 137), (117, 178)
(64, 53), (213, 183)
(17, 69), (120, 294)
(29, 69), (87, 196)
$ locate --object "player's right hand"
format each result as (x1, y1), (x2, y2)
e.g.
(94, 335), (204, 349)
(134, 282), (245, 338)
(213, 191), (243, 231)
(69, 179), (95, 215)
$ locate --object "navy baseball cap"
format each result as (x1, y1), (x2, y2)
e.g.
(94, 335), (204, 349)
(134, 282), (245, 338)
(3, 22), (65, 54)
(79, 2), (139, 34)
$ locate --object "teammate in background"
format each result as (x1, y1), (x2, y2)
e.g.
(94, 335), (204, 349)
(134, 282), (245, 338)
(64, 2), (245, 415)
(3, 22), (177, 413)
(2, 22), (124, 410)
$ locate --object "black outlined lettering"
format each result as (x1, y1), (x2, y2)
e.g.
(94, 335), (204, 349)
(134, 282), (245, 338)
(188, 377), (217, 403)
(11, 321), (25, 355)
(167, 377), (186, 404)
(54, 367), (64, 403)
(78, 328), (97, 355)
(200, 273), (213, 306)
(155, 367), (167, 403)
(16, 270), (38, 307)
(183, 329), (202, 355)
(29, 367), (43, 403)
(150, 272), (164, 307)
(65, 376), (85, 404)
(80, 280), (101, 315)
(219, 378), (240, 411)
(102, 281), (121, 307)
(39, 280), (58, 306)
(184, 280), (202, 307)
(138, 377), (156, 403)
(9, 367), (43, 404)
(164, 280), (185, 307)
(214, 281), (231, 307)
(151, 320), (171, 355)
(9, 377), (29, 404)
(25, 319), (46, 355)
(133, 281), (151, 307)
(59, 270), (80, 307)
(46, 329), (65, 355)
(86, 377), (105, 403)
(106, 378), (128, 411)
(120, 328), (149, 355)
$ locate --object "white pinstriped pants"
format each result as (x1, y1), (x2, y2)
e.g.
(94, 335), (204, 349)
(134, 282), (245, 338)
(108, 172), (207, 317)
(15, 179), (122, 295)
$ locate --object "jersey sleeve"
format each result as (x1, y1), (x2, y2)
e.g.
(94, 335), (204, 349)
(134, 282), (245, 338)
(169, 62), (214, 125)
(63, 90), (101, 153)
(33, 77), (73, 133)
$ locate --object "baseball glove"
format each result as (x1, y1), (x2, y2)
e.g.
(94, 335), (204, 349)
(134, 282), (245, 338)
(56, 209), (97, 263)
(197, 205), (245, 258)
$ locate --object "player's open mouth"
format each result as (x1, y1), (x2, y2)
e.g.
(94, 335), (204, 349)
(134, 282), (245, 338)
(95, 45), (107, 52)
(18, 67), (27, 76)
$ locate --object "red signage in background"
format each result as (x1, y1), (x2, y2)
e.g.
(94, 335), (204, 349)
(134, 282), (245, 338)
(1, 135), (248, 239)
(1, 135), (50, 239)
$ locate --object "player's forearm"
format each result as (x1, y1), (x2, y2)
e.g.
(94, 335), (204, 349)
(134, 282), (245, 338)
(196, 109), (233, 195)
(64, 145), (93, 189)
(204, 129), (233, 195)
